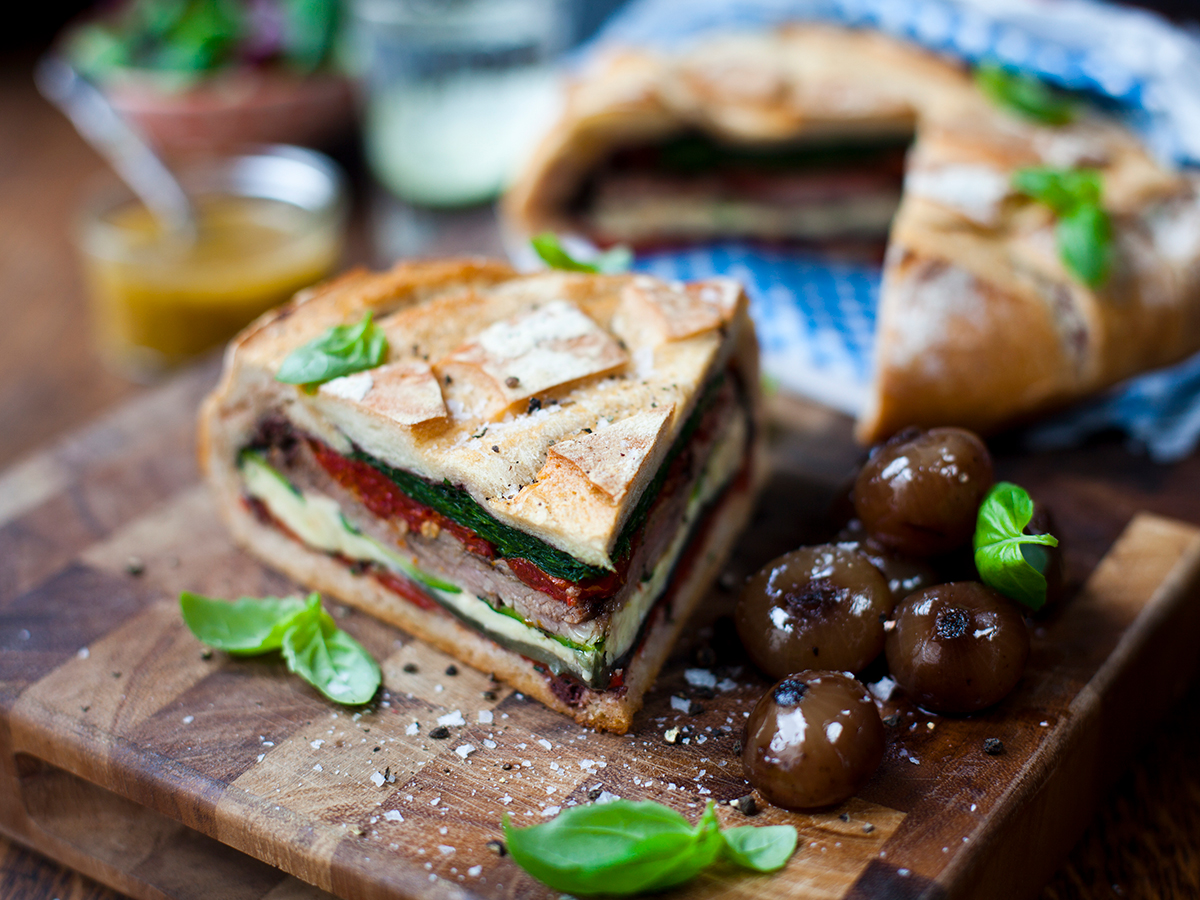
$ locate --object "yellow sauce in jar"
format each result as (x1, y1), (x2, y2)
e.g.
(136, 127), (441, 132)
(81, 194), (341, 378)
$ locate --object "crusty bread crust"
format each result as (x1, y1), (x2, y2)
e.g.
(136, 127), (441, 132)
(199, 260), (764, 732)
(201, 260), (753, 569)
(504, 24), (1200, 443)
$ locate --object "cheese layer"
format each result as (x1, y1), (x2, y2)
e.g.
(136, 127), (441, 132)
(240, 406), (747, 685)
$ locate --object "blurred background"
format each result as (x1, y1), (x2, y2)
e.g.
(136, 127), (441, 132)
(3, 2), (1200, 897)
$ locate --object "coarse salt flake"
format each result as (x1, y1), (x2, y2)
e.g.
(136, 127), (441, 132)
(371, 772), (386, 787)
(455, 744), (476, 758)
(685, 668), (717, 688)
(868, 676), (898, 702)
(311, 739), (325, 749)
(478, 710), (494, 724)
(438, 710), (465, 727)
(384, 810), (404, 822)
(537, 738), (552, 750)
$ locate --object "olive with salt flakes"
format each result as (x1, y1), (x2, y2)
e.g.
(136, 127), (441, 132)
(853, 427), (994, 557)
(742, 670), (885, 810)
(886, 582), (1029, 714)
(736, 544), (893, 678)
(836, 520), (940, 604)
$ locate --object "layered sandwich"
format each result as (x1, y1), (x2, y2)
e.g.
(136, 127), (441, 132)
(200, 259), (763, 732)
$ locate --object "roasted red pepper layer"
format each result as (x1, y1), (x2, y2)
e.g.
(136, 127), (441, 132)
(305, 382), (728, 607)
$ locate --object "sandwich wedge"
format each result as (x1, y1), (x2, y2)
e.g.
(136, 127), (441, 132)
(199, 259), (763, 732)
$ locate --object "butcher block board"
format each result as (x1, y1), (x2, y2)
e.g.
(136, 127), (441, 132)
(2, 361), (1200, 900)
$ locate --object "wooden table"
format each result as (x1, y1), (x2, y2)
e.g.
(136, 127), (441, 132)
(2, 51), (1200, 900)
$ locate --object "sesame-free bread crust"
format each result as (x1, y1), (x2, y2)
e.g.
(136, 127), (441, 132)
(199, 260), (763, 732)
(202, 260), (756, 569)
(504, 24), (1200, 442)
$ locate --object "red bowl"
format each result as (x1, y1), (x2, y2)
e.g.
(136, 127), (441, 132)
(104, 68), (356, 156)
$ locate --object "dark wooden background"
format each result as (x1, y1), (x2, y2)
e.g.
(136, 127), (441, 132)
(4, 3), (1200, 890)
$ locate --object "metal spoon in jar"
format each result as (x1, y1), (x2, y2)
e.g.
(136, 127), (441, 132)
(34, 54), (197, 238)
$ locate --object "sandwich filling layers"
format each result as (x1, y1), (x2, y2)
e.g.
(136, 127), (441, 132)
(237, 373), (750, 689)
(575, 132), (912, 251)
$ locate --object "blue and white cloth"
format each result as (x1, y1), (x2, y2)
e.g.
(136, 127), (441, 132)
(584, 0), (1200, 461)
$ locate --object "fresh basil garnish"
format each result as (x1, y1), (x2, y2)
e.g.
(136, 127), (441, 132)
(1056, 201), (1112, 290)
(180, 591), (381, 704)
(721, 823), (802, 872)
(1012, 166), (1112, 288)
(973, 482), (1060, 611)
(180, 592), (308, 654)
(280, 607), (381, 705)
(531, 232), (632, 274)
(503, 799), (796, 895)
(275, 311), (388, 389)
(975, 63), (1075, 125)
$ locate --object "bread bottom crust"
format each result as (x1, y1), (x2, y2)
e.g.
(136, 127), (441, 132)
(214, 437), (765, 733)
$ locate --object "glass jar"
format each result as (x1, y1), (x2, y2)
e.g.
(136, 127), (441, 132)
(76, 145), (346, 380)
(351, 0), (568, 208)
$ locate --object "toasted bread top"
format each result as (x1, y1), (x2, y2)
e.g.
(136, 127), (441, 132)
(205, 259), (756, 569)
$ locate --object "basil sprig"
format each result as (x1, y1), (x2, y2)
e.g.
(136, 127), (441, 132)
(1012, 166), (1112, 288)
(973, 482), (1060, 611)
(975, 63), (1075, 125)
(503, 799), (797, 895)
(531, 232), (633, 274)
(180, 591), (381, 704)
(275, 311), (388, 390)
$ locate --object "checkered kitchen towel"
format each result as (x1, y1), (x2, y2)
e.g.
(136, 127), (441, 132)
(583, 0), (1200, 461)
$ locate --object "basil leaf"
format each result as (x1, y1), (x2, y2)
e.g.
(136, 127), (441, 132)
(179, 591), (308, 654)
(503, 800), (791, 895)
(1012, 167), (1101, 216)
(276, 311), (388, 388)
(181, 591), (382, 705)
(975, 63), (1075, 125)
(531, 233), (632, 274)
(280, 607), (381, 705)
(974, 482), (1060, 610)
(1057, 201), (1112, 288)
(1012, 167), (1111, 287)
(721, 825), (799, 872)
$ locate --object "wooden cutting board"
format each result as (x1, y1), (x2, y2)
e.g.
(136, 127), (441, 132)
(2, 361), (1200, 900)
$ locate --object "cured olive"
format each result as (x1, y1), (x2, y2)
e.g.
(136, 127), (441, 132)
(736, 544), (893, 678)
(836, 520), (940, 604)
(886, 582), (1029, 714)
(742, 670), (885, 810)
(853, 427), (994, 557)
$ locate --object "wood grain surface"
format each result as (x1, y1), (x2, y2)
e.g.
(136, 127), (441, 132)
(4, 46), (1200, 900)
(1, 361), (1199, 900)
